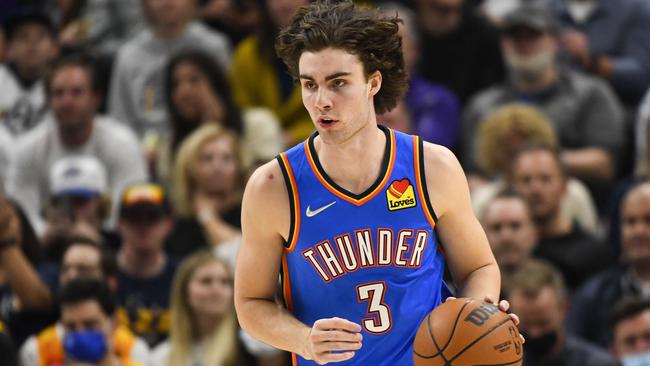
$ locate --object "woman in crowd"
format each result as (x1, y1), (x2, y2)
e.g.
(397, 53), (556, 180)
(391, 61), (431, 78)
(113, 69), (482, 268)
(156, 50), (283, 186)
(151, 250), (244, 366)
(167, 125), (242, 266)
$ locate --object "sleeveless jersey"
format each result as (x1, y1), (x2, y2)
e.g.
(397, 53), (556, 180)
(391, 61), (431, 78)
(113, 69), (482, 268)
(277, 126), (446, 366)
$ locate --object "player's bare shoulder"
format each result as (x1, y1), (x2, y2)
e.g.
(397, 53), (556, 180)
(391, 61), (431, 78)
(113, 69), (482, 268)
(242, 159), (291, 240)
(420, 141), (471, 218)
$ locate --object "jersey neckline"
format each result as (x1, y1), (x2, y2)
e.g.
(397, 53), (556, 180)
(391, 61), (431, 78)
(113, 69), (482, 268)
(304, 125), (396, 206)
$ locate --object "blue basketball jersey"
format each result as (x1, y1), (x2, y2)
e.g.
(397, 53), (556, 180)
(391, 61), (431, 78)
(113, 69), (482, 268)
(277, 126), (446, 366)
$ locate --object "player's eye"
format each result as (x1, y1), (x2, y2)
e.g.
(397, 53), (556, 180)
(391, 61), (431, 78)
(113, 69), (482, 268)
(332, 79), (346, 88)
(303, 81), (317, 90)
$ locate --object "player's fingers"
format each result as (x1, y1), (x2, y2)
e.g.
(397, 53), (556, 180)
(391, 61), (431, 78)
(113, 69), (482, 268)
(315, 341), (362, 353)
(497, 299), (510, 312)
(508, 312), (520, 326)
(519, 334), (526, 344)
(444, 296), (457, 302)
(316, 351), (356, 364)
(315, 317), (362, 333)
(311, 329), (363, 343)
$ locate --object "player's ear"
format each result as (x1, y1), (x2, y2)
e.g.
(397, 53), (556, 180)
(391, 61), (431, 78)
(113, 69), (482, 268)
(368, 70), (382, 97)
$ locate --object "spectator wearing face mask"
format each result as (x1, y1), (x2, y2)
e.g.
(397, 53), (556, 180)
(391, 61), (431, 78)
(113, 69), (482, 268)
(508, 260), (615, 366)
(461, 3), (625, 184)
(57, 278), (144, 366)
(610, 297), (650, 366)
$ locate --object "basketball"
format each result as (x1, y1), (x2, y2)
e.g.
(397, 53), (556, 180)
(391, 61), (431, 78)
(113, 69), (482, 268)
(413, 298), (523, 366)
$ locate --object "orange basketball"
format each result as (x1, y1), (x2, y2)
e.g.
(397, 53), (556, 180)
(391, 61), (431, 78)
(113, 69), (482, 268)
(413, 298), (523, 366)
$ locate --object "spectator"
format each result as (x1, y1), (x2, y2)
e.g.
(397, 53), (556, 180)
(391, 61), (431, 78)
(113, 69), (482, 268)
(471, 104), (599, 235)
(481, 190), (538, 296)
(116, 183), (177, 347)
(151, 250), (253, 365)
(200, 0), (260, 46)
(509, 144), (610, 290)
(461, 3), (624, 183)
(7, 55), (147, 234)
(109, 0), (231, 140)
(0, 125), (12, 193)
(20, 239), (150, 366)
(230, 0), (313, 144)
(58, 0), (145, 56)
(40, 156), (120, 261)
(413, 0), (504, 104)
(168, 125), (242, 266)
(610, 297), (650, 365)
(157, 50), (283, 185)
(548, 0), (650, 105)
(379, 3), (460, 149)
(508, 259), (615, 365)
(569, 181), (650, 348)
(0, 8), (59, 135)
(57, 278), (144, 365)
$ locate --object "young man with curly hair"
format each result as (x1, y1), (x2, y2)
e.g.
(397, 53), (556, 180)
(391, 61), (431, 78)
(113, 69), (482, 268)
(234, 1), (514, 364)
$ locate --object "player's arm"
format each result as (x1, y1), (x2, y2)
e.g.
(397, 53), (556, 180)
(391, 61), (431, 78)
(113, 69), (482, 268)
(234, 160), (362, 364)
(422, 143), (500, 301)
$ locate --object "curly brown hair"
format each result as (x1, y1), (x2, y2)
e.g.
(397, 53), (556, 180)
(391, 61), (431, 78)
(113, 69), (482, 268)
(275, 0), (407, 114)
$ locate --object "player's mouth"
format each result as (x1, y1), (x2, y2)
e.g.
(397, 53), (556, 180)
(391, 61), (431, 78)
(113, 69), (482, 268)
(318, 116), (339, 127)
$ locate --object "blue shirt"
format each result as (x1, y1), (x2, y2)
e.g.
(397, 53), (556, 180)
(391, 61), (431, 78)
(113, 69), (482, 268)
(277, 126), (445, 365)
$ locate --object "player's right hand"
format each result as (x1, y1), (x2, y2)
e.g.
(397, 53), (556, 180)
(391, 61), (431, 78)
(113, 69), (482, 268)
(303, 317), (363, 364)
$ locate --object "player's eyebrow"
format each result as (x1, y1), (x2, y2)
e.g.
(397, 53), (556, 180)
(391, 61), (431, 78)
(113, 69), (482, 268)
(299, 72), (352, 81)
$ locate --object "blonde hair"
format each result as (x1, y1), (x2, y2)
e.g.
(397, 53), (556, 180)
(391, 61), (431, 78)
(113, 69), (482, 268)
(167, 251), (238, 366)
(476, 104), (557, 175)
(172, 124), (242, 217)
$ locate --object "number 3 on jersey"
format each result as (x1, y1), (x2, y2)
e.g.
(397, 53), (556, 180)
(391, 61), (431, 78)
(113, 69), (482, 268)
(356, 282), (392, 334)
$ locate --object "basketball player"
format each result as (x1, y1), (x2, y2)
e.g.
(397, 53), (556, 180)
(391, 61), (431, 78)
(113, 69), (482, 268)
(234, 1), (514, 364)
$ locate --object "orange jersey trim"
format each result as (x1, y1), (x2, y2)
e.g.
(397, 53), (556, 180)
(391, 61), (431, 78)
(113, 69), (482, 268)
(279, 153), (301, 252)
(304, 129), (396, 206)
(413, 136), (437, 229)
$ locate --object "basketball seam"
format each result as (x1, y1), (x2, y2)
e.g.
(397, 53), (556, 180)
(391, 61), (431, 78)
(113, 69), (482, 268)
(413, 300), (471, 360)
(448, 318), (514, 363)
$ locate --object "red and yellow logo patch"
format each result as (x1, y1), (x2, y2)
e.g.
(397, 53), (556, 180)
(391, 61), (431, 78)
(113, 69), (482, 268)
(386, 179), (416, 211)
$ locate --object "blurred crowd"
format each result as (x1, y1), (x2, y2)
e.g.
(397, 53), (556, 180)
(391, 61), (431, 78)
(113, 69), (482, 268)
(0, 0), (649, 365)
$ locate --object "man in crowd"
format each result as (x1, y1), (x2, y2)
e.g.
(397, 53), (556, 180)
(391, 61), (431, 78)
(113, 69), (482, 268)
(7, 55), (147, 233)
(569, 181), (650, 348)
(461, 3), (624, 183)
(0, 8), (58, 135)
(481, 190), (538, 296)
(116, 183), (177, 347)
(610, 297), (650, 365)
(20, 239), (150, 366)
(508, 144), (610, 290)
(508, 260), (615, 365)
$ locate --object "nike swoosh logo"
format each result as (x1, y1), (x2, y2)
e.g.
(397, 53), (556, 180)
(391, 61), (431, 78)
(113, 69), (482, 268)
(306, 201), (337, 218)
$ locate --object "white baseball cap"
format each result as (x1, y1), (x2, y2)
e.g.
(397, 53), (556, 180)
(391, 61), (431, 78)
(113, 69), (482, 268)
(49, 156), (108, 198)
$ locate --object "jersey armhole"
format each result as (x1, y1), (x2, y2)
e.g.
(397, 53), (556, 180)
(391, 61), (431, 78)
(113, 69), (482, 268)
(276, 154), (300, 251)
(414, 137), (439, 226)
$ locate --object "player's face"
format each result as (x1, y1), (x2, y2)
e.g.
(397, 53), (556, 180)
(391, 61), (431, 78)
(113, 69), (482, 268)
(621, 189), (650, 267)
(614, 309), (650, 358)
(188, 260), (233, 318)
(299, 47), (381, 144)
(193, 136), (239, 195)
(510, 151), (565, 222)
(509, 286), (564, 339)
(60, 245), (103, 285)
(49, 66), (98, 131)
(6, 23), (57, 71)
(483, 198), (537, 272)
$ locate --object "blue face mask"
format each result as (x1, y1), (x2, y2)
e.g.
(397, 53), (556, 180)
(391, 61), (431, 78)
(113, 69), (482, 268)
(63, 330), (108, 363)
(622, 351), (650, 366)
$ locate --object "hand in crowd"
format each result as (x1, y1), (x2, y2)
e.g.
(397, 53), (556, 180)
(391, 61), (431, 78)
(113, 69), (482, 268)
(198, 81), (226, 123)
(0, 195), (21, 245)
(560, 30), (591, 67)
(194, 191), (221, 223)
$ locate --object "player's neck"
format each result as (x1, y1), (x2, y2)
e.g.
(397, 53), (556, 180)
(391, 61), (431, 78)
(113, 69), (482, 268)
(316, 123), (386, 195)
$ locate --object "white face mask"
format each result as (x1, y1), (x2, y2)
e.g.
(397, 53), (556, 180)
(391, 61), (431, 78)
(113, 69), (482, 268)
(505, 50), (555, 85)
(622, 351), (650, 366)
